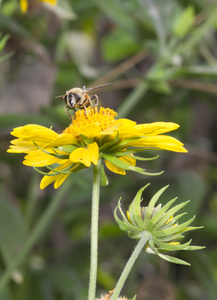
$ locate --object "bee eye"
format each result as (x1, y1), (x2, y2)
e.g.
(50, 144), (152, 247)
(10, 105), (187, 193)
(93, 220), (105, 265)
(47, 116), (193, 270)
(65, 92), (81, 107)
(72, 93), (81, 102)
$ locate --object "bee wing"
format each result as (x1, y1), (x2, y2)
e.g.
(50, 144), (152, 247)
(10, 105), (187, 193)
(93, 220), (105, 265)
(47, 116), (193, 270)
(82, 82), (111, 93)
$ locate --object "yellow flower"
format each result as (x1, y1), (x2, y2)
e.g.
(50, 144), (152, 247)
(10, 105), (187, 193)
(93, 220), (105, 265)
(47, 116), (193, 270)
(7, 107), (187, 189)
(20, 0), (57, 13)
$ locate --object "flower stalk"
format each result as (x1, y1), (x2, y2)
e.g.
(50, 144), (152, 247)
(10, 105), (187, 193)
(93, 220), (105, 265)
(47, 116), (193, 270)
(88, 159), (102, 300)
(110, 231), (151, 300)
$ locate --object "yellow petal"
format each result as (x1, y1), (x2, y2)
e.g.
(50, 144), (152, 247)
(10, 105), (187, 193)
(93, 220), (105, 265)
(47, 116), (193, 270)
(69, 143), (99, 167)
(54, 173), (69, 189)
(40, 0), (57, 4)
(40, 161), (74, 189)
(20, 0), (28, 12)
(134, 122), (180, 135)
(10, 124), (58, 143)
(104, 160), (126, 175)
(44, 133), (77, 149)
(121, 155), (136, 167)
(75, 123), (102, 139)
(126, 136), (188, 153)
(114, 119), (138, 139)
(7, 140), (38, 153)
(23, 150), (64, 167)
(104, 155), (136, 175)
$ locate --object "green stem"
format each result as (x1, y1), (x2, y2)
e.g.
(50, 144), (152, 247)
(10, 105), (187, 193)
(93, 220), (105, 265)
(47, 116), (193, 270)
(110, 231), (152, 300)
(117, 83), (148, 118)
(0, 181), (70, 293)
(88, 159), (101, 300)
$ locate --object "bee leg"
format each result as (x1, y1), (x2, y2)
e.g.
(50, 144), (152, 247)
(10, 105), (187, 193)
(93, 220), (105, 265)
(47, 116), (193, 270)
(65, 107), (72, 119)
(90, 95), (98, 113)
(90, 95), (98, 107)
(83, 105), (88, 118)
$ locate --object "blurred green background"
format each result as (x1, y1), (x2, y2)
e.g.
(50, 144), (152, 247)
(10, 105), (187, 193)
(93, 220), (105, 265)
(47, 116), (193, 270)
(1, 0), (217, 299)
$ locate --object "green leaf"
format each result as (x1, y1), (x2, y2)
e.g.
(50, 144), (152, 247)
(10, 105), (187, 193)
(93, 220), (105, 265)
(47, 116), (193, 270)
(93, 0), (138, 37)
(0, 14), (31, 38)
(139, 0), (166, 48)
(0, 196), (26, 267)
(173, 6), (195, 37)
(0, 34), (9, 51)
(101, 29), (141, 62)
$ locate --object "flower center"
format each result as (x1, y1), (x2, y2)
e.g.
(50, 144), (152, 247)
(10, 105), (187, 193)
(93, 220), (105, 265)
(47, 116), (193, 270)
(63, 107), (117, 137)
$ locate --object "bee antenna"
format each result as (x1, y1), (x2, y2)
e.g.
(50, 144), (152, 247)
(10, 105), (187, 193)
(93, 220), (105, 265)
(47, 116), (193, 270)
(55, 95), (64, 99)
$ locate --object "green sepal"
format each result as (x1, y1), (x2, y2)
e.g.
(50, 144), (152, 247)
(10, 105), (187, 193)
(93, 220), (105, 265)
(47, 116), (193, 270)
(132, 296), (137, 300)
(155, 216), (195, 238)
(155, 251), (190, 266)
(99, 132), (120, 153)
(148, 239), (190, 266)
(150, 200), (189, 232)
(128, 184), (150, 229)
(113, 152), (159, 161)
(113, 137), (140, 148)
(114, 200), (141, 233)
(33, 141), (75, 157)
(40, 148), (69, 159)
(160, 212), (187, 230)
(153, 237), (192, 251)
(128, 230), (151, 239)
(100, 163), (109, 186)
(182, 225), (204, 233)
(32, 164), (74, 176)
(79, 134), (93, 146)
(70, 163), (86, 173)
(184, 245), (205, 251)
(102, 154), (162, 176)
(61, 145), (78, 153)
(144, 185), (169, 226)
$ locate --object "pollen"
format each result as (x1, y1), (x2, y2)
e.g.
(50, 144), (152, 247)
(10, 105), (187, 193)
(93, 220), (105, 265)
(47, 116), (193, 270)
(63, 107), (117, 136)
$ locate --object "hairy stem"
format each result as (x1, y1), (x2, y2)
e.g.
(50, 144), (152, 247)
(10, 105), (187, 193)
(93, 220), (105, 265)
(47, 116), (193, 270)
(111, 231), (151, 300)
(88, 159), (101, 300)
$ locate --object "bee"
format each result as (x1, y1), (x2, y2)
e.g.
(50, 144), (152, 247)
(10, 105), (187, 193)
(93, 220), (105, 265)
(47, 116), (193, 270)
(55, 83), (110, 118)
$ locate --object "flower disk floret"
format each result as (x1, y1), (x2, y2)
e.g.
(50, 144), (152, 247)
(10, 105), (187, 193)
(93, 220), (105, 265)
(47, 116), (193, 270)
(7, 107), (187, 189)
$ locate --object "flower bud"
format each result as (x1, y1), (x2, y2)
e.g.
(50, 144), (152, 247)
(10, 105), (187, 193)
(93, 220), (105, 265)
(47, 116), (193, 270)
(114, 184), (204, 265)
